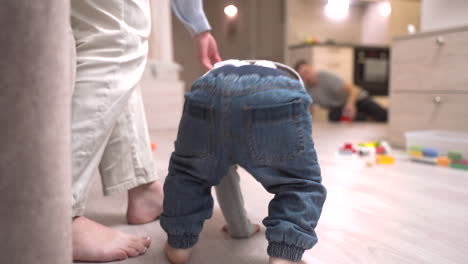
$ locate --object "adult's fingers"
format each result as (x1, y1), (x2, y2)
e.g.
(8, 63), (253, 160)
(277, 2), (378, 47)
(201, 57), (213, 70)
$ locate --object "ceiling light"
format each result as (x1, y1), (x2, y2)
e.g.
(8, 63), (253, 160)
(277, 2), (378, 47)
(325, 0), (350, 21)
(379, 1), (392, 17)
(224, 5), (238, 18)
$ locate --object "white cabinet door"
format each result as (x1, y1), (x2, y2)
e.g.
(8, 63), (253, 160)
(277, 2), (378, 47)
(391, 29), (468, 93)
(313, 46), (354, 83)
(389, 92), (468, 146)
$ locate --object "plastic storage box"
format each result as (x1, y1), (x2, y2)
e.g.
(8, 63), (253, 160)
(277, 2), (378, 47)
(405, 130), (468, 158)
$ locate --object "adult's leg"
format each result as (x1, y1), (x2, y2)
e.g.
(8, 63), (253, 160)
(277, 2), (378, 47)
(327, 106), (342, 122)
(70, 0), (152, 261)
(98, 86), (163, 225)
(0, 1), (72, 263)
(356, 97), (388, 122)
(215, 165), (258, 238)
(328, 105), (366, 122)
(70, 0), (152, 215)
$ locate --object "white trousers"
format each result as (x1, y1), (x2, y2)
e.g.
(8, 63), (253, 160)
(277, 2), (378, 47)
(71, 0), (157, 216)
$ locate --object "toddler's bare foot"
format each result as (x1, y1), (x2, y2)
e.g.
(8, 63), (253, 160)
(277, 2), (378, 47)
(164, 242), (193, 264)
(73, 216), (151, 262)
(222, 223), (261, 238)
(127, 180), (164, 225)
(269, 257), (298, 264)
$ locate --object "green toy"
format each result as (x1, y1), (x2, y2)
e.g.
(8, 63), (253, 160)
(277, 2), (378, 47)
(448, 152), (463, 161)
(450, 163), (468, 171)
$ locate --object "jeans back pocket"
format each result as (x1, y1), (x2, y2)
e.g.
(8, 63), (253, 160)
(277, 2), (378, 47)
(175, 97), (213, 157)
(245, 99), (305, 163)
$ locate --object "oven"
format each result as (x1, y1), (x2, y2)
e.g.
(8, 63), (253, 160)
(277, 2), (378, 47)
(353, 46), (390, 96)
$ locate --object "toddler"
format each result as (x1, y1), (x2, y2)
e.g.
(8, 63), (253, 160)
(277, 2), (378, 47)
(160, 60), (327, 264)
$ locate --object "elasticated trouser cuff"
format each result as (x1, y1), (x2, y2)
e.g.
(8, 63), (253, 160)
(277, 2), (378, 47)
(267, 242), (305, 262)
(167, 234), (199, 249)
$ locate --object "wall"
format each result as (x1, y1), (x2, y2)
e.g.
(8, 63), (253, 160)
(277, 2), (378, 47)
(361, 2), (390, 45)
(421, 0), (468, 32)
(389, 0), (421, 39)
(172, 0), (286, 91)
(287, 0), (420, 46)
(287, 0), (365, 45)
(361, 0), (421, 44)
(148, 0), (174, 62)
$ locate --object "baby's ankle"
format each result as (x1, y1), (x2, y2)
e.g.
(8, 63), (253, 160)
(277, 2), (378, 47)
(269, 257), (298, 264)
(164, 242), (193, 264)
(222, 223), (261, 238)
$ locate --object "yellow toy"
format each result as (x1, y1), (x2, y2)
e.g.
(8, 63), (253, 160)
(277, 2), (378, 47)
(363, 142), (377, 148)
(409, 150), (423, 158)
(376, 155), (395, 165)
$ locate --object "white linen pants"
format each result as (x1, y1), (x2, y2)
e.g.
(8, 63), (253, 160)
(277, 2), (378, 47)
(71, 0), (157, 216)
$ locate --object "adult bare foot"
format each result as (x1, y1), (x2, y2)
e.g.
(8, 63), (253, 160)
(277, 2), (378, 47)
(164, 242), (193, 264)
(73, 216), (151, 262)
(127, 180), (164, 225)
(221, 223), (261, 238)
(269, 257), (298, 264)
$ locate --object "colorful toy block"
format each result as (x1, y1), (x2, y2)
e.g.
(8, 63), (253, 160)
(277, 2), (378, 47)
(376, 155), (395, 165)
(448, 152), (463, 161)
(450, 163), (468, 171)
(344, 143), (354, 150)
(339, 143), (356, 155)
(436, 156), (451, 167)
(362, 142), (377, 148)
(339, 149), (354, 155)
(409, 150), (423, 158)
(422, 148), (439, 158)
(340, 116), (351, 123)
(376, 146), (386, 155)
(408, 144), (423, 157)
(380, 141), (392, 152)
(408, 145), (423, 151)
(410, 156), (437, 165)
(358, 149), (370, 157)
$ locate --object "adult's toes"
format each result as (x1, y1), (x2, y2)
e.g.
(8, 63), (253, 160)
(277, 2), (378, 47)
(130, 236), (150, 246)
(124, 247), (140, 258)
(140, 236), (151, 248)
(111, 249), (128, 261)
(129, 240), (147, 254)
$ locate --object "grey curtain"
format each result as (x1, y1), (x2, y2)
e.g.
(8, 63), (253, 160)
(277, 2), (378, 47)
(0, 1), (72, 263)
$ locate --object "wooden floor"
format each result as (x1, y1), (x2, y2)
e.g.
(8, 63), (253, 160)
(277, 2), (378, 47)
(77, 123), (468, 264)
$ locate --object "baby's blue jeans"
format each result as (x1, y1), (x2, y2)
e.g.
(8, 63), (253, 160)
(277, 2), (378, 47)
(160, 64), (327, 262)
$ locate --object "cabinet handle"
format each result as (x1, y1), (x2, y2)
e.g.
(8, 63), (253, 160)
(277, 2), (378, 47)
(433, 96), (442, 104)
(435, 36), (445, 46)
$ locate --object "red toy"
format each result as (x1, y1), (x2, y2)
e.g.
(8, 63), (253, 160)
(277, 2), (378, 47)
(376, 146), (386, 154)
(340, 116), (351, 123)
(340, 143), (356, 153)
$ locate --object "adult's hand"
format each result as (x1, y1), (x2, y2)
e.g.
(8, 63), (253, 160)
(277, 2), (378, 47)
(195, 31), (221, 70)
(342, 103), (357, 120)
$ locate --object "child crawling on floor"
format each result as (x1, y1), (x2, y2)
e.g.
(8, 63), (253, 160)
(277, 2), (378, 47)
(160, 60), (327, 264)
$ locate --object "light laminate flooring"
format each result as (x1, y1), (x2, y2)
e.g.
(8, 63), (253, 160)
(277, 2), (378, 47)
(76, 123), (468, 264)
